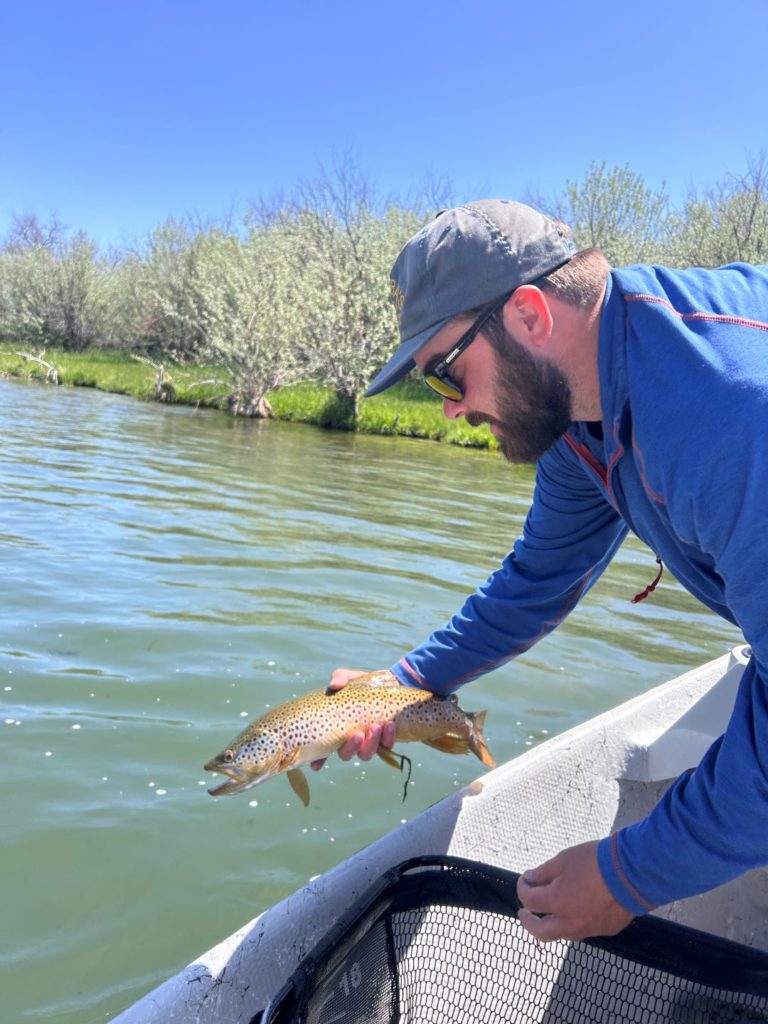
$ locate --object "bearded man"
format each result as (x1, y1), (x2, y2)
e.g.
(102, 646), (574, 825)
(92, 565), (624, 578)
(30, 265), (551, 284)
(318, 199), (768, 942)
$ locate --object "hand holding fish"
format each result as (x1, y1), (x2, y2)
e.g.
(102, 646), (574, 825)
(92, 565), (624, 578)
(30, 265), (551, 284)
(326, 667), (372, 692)
(204, 670), (494, 806)
(312, 668), (397, 768)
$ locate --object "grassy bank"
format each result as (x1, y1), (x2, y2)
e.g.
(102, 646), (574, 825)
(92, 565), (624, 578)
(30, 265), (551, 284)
(0, 344), (499, 451)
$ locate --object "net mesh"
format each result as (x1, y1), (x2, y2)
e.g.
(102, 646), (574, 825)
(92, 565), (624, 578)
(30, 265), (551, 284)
(259, 856), (768, 1024)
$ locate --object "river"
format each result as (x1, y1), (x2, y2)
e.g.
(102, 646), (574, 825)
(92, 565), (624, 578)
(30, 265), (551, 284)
(0, 379), (741, 1023)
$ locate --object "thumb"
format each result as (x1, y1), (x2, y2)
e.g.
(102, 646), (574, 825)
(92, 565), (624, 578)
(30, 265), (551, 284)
(517, 856), (562, 918)
(520, 854), (560, 889)
(327, 668), (368, 692)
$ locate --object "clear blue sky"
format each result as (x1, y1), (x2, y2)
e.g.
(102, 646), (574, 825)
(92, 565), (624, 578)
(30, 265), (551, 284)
(1, 0), (766, 250)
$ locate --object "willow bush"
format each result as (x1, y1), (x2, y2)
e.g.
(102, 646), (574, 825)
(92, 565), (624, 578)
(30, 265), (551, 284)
(186, 226), (305, 416)
(1, 158), (767, 423)
(547, 161), (675, 265)
(118, 219), (210, 361)
(0, 231), (116, 351)
(275, 202), (423, 423)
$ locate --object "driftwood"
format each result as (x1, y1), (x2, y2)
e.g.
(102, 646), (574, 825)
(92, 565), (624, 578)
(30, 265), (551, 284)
(131, 355), (176, 402)
(15, 349), (60, 384)
(131, 355), (228, 405)
(226, 389), (273, 418)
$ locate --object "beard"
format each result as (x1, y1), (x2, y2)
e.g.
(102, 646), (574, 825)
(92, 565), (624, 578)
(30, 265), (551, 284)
(467, 329), (573, 464)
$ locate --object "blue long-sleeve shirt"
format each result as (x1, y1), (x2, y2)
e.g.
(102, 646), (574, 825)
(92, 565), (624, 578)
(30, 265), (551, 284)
(390, 262), (768, 914)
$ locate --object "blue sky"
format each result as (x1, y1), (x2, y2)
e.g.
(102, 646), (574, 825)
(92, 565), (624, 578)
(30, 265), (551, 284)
(1, 0), (766, 250)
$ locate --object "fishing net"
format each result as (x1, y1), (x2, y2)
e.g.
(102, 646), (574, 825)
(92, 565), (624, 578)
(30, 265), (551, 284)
(254, 855), (768, 1024)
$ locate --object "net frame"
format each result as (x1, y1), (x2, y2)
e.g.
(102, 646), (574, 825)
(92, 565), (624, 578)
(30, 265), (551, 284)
(257, 855), (768, 1024)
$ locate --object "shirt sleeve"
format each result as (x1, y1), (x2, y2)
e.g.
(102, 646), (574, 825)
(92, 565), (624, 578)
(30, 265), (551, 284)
(599, 508), (768, 912)
(391, 438), (628, 694)
(598, 654), (768, 914)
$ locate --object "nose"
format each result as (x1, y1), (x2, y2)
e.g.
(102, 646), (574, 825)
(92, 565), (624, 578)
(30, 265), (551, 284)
(443, 397), (466, 420)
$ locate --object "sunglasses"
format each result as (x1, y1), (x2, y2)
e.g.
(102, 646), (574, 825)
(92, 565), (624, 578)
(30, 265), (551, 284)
(422, 292), (511, 402)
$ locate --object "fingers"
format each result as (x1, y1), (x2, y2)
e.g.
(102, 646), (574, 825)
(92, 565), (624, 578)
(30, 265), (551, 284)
(515, 841), (635, 942)
(517, 858), (559, 897)
(516, 856), (563, 913)
(517, 908), (573, 942)
(337, 727), (378, 761)
(518, 904), (631, 943)
(312, 720), (397, 770)
(356, 721), (396, 758)
(518, 913), (593, 942)
(516, 874), (554, 916)
(381, 720), (396, 749)
(517, 868), (587, 942)
(358, 724), (383, 760)
(326, 667), (400, 692)
(338, 721), (395, 760)
(313, 733), (367, 768)
(326, 668), (368, 692)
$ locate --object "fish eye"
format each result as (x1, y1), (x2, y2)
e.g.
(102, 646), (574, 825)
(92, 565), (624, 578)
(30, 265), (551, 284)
(222, 750), (235, 763)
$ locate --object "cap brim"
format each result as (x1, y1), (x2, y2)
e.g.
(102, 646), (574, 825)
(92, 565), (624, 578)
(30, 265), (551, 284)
(364, 316), (453, 397)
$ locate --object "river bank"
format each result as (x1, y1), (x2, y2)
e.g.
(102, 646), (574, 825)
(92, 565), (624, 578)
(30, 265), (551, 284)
(0, 344), (499, 451)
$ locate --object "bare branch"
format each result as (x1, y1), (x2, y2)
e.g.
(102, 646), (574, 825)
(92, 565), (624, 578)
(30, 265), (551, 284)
(14, 349), (60, 383)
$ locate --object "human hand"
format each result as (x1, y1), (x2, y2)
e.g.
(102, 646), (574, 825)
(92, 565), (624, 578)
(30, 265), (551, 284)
(326, 667), (371, 692)
(311, 668), (398, 770)
(516, 840), (634, 941)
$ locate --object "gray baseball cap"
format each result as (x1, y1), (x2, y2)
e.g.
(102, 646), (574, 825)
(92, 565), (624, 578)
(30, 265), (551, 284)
(364, 199), (576, 397)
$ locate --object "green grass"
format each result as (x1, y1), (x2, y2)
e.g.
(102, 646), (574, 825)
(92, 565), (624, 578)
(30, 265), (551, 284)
(0, 343), (499, 451)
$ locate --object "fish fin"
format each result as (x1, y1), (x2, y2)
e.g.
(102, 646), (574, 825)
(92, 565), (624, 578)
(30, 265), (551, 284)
(468, 710), (496, 768)
(421, 733), (471, 756)
(287, 768), (310, 807)
(377, 746), (405, 770)
(278, 745), (303, 772)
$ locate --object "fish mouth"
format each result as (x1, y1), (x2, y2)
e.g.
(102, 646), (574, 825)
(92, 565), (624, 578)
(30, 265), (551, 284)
(204, 757), (249, 794)
(204, 759), (257, 797)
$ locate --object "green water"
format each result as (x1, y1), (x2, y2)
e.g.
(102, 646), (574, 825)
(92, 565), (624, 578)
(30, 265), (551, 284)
(0, 380), (741, 1023)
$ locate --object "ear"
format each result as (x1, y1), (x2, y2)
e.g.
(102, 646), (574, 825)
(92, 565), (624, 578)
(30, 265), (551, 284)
(502, 285), (554, 350)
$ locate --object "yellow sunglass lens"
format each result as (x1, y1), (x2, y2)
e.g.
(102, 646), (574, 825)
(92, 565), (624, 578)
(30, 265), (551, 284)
(425, 375), (462, 401)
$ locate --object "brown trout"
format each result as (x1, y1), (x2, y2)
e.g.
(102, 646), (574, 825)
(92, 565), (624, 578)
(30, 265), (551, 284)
(204, 670), (495, 805)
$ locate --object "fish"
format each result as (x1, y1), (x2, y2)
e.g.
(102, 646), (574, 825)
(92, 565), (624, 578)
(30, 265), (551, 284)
(204, 670), (495, 806)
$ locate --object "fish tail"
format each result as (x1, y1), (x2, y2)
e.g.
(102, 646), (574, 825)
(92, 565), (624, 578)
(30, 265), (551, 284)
(467, 710), (496, 768)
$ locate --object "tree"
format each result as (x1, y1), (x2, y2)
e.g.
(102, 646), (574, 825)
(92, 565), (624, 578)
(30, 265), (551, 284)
(3, 212), (68, 253)
(121, 219), (209, 360)
(0, 227), (112, 350)
(670, 154), (768, 267)
(540, 161), (674, 265)
(258, 159), (422, 423)
(185, 226), (302, 416)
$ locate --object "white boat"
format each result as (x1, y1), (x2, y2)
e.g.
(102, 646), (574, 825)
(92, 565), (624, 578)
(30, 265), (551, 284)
(114, 645), (768, 1023)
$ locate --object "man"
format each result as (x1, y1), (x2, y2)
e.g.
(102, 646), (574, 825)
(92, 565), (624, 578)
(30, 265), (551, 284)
(316, 199), (768, 942)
